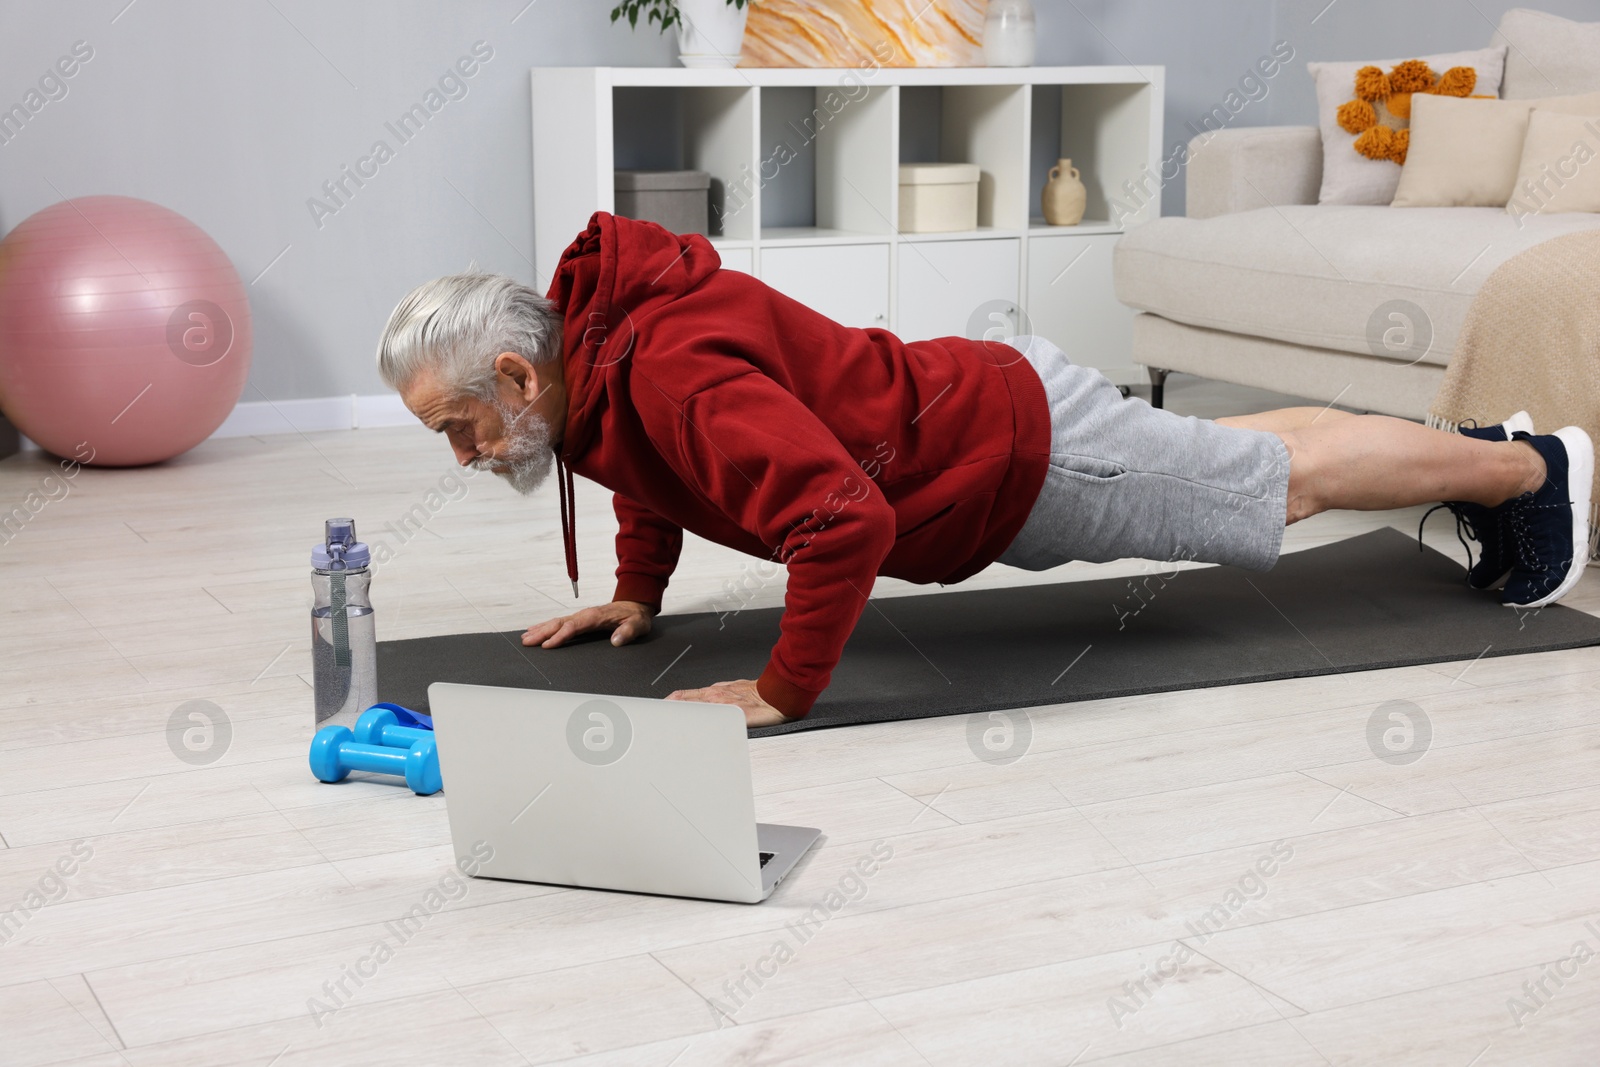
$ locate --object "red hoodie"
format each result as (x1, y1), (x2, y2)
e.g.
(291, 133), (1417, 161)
(546, 213), (1050, 718)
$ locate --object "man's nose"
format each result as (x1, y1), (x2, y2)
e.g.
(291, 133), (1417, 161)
(450, 440), (477, 466)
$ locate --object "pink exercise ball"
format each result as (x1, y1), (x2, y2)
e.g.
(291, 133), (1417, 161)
(0, 195), (252, 466)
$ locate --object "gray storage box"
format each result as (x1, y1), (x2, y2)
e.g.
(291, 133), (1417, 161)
(613, 169), (711, 236)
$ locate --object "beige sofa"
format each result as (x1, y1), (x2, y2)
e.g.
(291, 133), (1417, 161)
(1113, 9), (1600, 416)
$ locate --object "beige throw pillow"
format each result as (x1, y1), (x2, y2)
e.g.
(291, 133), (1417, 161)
(1506, 109), (1600, 221)
(1392, 91), (1600, 207)
(1392, 95), (1533, 207)
(1307, 47), (1506, 206)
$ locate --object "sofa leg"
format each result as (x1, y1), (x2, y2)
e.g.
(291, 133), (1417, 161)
(1147, 367), (1170, 409)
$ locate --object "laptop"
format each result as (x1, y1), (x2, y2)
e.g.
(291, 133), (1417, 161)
(428, 682), (822, 904)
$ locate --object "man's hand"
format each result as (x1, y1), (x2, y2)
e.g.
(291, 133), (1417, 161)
(667, 678), (793, 729)
(522, 600), (655, 648)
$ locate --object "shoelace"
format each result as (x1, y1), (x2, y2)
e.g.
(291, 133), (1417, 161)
(1417, 501), (1480, 571)
(1506, 502), (1534, 570)
(1415, 419), (1495, 568)
(1504, 496), (1566, 574)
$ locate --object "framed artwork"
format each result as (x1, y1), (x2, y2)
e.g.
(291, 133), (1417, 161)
(741, 0), (986, 67)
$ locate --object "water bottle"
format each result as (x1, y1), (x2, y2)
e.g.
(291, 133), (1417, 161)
(311, 518), (377, 730)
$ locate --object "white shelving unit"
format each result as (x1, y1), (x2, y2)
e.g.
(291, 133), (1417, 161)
(532, 65), (1164, 386)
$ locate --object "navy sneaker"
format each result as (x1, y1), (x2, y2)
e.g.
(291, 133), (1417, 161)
(1500, 426), (1595, 609)
(1419, 411), (1535, 589)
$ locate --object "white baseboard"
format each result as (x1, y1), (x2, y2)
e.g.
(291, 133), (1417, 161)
(353, 394), (415, 429)
(14, 393), (415, 452)
(215, 393), (414, 437)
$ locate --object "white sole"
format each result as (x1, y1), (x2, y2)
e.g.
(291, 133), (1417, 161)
(1506, 425), (1594, 609)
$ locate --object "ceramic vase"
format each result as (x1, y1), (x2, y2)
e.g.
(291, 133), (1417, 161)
(1042, 158), (1086, 225)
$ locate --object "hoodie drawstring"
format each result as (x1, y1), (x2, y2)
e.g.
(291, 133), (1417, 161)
(555, 453), (579, 598)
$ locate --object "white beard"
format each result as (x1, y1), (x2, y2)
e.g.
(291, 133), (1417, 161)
(478, 399), (554, 495)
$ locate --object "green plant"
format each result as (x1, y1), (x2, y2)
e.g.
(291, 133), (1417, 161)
(610, 0), (748, 34)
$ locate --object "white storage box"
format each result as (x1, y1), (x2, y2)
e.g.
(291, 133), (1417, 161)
(898, 162), (980, 233)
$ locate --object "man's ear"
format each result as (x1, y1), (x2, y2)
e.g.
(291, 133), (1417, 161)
(493, 351), (535, 395)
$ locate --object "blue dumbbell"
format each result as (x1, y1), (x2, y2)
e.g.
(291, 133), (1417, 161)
(308, 725), (442, 795)
(353, 706), (434, 749)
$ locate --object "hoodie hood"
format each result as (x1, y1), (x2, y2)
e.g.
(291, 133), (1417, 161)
(546, 212), (723, 461)
(542, 212), (722, 597)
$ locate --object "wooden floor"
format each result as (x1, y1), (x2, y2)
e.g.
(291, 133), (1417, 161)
(2, 375), (1597, 1066)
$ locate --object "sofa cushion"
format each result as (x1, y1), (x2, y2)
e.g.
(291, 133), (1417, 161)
(1497, 9), (1600, 99)
(1113, 205), (1600, 366)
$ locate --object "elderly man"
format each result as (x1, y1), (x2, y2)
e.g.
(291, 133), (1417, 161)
(377, 213), (1592, 727)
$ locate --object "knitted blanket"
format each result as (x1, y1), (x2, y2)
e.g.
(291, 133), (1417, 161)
(1428, 227), (1600, 552)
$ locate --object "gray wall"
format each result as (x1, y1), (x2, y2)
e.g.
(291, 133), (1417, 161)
(0, 0), (674, 403)
(1, 0), (1593, 402)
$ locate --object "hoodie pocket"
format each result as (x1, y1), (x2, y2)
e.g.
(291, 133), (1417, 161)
(1048, 453), (1129, 482)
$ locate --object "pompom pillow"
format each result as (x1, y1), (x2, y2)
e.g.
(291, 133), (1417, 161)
(1308, 47), (1506, 205)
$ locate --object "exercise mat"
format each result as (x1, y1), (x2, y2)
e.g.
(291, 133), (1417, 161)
(377, 528), (1600, 736)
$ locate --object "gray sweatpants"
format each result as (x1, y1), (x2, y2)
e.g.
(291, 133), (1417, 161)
(996, 336), (1291, 572)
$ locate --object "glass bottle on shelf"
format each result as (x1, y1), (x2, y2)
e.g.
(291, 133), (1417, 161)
(983, 0), (1037, 67)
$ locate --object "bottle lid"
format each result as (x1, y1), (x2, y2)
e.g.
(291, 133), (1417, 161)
(312, 517), (371, 570)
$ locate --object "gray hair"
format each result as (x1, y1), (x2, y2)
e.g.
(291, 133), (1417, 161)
(376, 271), (562, 400)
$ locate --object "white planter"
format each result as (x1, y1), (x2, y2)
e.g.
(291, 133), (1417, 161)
(675, 0), (749, 68)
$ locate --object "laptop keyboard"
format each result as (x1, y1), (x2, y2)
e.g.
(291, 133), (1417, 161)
(759, 851), (775, 868)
